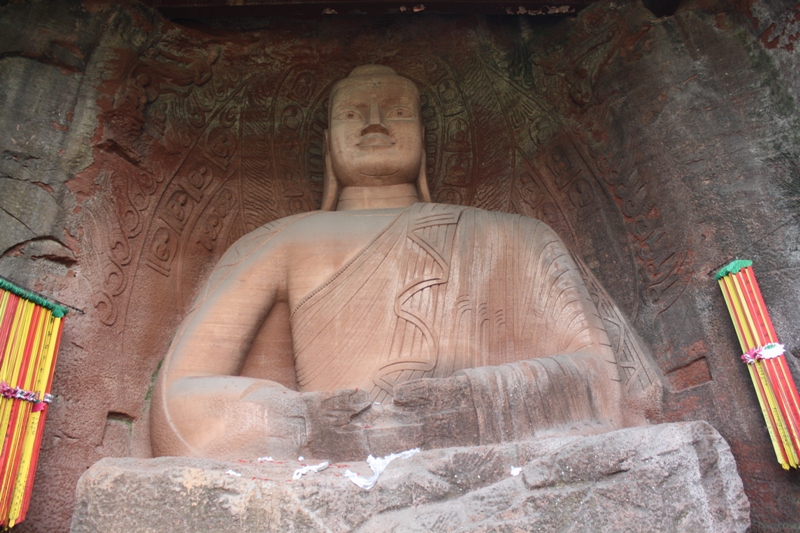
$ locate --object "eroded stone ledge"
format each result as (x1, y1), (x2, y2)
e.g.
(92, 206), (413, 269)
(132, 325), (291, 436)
(71, 421), (749, 533)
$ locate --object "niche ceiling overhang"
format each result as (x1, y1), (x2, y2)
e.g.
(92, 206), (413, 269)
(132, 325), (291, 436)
(142, 0), (601, 17)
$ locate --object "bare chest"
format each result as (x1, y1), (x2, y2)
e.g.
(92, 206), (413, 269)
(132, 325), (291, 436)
(282, 211), (400, 308)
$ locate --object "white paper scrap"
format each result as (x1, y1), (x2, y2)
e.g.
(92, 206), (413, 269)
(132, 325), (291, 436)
(344, 448), (420, 490)
(225, 469), (242, 477)
(257, 456), (274, 463)
(292, 461), (330, 480)
(510, 466), (521, 476)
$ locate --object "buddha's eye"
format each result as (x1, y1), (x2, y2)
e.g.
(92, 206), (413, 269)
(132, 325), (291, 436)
(387, 107), (415, 119)
(335, 109), (362, 120)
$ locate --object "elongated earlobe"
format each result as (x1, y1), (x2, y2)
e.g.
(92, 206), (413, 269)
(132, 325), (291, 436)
(416, 126), (432, 203)
(320, 130), (339, 211)
(417, 159), (432, 203)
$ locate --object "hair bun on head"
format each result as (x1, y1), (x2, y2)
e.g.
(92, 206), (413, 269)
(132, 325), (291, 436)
(347, 65), (398, 78)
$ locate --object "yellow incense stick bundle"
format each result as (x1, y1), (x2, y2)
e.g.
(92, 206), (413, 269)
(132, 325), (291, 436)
(0, 280), (66, 526)
(716, 260), (800, 469)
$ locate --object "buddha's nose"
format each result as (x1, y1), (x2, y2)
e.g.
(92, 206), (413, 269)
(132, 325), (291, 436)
(360, 101), (390, 136)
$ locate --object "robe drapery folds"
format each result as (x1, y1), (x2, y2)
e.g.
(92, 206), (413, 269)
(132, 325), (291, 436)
(291, 203), (616, 403)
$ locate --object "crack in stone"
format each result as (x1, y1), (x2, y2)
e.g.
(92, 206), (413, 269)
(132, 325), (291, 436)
(0, 204), (36, 236)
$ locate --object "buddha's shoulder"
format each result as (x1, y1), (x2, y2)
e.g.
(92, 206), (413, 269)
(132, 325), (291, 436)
(197, 213), (315, 300)
(225, 208), (404, 254)
(212, 212), (311, 267)
(226, 212), (309, 249)
(451, 204), (548, 228)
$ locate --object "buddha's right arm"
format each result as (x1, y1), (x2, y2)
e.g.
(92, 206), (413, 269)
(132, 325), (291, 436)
(153, 375), (373, 460)
(150, 219), (302, 459)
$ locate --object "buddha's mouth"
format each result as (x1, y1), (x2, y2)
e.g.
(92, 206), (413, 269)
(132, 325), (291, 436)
(357, 133), (395, 147)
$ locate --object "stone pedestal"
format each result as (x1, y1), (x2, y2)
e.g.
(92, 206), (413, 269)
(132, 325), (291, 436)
(71, 421), (749, 532)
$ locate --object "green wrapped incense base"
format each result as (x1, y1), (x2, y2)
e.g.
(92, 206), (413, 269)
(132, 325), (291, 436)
(0, 278), (68, 318)
(715, 259), (753, 281)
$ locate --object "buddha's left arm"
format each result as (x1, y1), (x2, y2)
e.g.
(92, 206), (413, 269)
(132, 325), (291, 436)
(371, 351), (624, 451)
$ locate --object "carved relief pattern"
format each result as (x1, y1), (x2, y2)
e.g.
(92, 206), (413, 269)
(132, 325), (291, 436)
(273, 68), (321, 214)
(573, 255), (656, 395)
(84, 161), (165, 328)
(374, 209), (461, 400)
(86, 42), (248, 335)
(590, 158), (692, 315)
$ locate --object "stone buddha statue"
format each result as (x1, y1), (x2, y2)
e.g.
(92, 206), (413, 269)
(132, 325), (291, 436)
(150, 65), (631, 462)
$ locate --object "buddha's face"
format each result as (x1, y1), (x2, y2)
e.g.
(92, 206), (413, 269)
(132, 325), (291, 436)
(327, 73), (423, 188)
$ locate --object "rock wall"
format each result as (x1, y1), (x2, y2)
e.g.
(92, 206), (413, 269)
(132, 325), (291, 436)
(0, 0), (798, 531)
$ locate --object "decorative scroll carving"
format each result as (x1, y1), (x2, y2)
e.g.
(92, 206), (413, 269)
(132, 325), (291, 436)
(83, 163), (157, 328)
(198, 189), (235, 252)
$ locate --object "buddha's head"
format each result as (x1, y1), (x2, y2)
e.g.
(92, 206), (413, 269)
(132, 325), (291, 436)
(321, 65), (431, 210)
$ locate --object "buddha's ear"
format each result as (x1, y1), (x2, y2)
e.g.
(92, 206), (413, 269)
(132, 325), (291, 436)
(320, 129), (339, 211)
(416, 126), (432, 203)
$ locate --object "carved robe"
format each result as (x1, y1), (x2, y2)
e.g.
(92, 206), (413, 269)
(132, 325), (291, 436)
(291, 202), (615, 402)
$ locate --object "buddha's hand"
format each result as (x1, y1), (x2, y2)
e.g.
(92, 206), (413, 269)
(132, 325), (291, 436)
(386, 356), (614, 448)
(300, 388), (373, 462)
(236, 383), (370, 461)
(371, 374), (481, 450)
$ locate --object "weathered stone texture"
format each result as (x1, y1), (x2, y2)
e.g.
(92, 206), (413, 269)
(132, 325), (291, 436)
(72, 422), (749, 533)
(0, 55), (85, 270)
(0, 0), (797, 531)
(71, 422), (749, 533)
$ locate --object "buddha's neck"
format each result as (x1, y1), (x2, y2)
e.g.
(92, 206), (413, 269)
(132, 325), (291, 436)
(336, 183), (419, 211)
